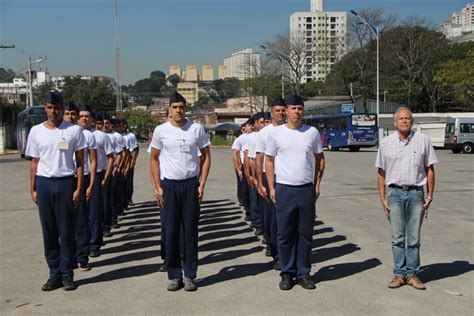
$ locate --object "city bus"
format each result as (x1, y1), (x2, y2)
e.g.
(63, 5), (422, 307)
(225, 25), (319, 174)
(16, 106), (47, 158)
(304, 113), (378, 151)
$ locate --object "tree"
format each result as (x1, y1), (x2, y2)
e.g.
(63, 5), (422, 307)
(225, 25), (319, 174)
(124, 108), (160, 137)
(262, 32), (307, 95)
(167, 74), (180, 87)
(434, 50), (474, 111)
(61, 76), (116, 113)
(33, 82), (56, 104)
(209, 78), (241, 103)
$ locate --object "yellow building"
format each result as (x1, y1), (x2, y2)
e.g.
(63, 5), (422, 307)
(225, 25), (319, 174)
(177, 82), (199, 105)
(202, 65), (214, 81)
(218, 64), (229, 80)
(185, 65), (198, 81)
(169, 65), (181, 77)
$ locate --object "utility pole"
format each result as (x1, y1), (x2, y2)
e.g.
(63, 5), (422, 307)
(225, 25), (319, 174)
(115, 0), (122, 114)
(27, 57), (33, 108)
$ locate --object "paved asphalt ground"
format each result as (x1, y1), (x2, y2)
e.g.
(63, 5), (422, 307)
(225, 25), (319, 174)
(0, 145), (473, 315)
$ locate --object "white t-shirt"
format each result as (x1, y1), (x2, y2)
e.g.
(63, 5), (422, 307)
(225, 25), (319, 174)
(265, 124), (323, 186)
(93, 129), (114, 172)
(82, 129), (97, 176)
(248, 132), (258, 159)
(26, 121), (86, 177)
(150, 120), (210, 180)
(124, 132), (138, 152)
(255, 124), (275, 173)
(231, 133), (247, 164)
(113, 132), (126, 153)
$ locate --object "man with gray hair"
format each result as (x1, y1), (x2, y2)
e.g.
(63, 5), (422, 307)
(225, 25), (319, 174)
(375, 107), (438, 290)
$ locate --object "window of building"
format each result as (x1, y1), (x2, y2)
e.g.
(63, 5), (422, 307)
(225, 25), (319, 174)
(306, 38), (312, 43)
(306, 17), (312, 22)
(306, 24), (312, 29)
(331, 17), (336, 22)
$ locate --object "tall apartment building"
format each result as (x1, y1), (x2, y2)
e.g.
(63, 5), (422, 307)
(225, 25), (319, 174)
(442, 2), (474, 42)
(185, 65), (198, 81)
(290, 0), (347, 82)
(218, 65), (229, 80)
(169, 65), (181, 78)
(202, 65), (214, 81)
(223, 48), (261, 80)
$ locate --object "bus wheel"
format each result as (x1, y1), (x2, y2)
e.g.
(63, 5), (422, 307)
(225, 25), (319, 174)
(451, 148), (461, 154)
(349, 146), (360, 152)
(462, 143), (473, 154)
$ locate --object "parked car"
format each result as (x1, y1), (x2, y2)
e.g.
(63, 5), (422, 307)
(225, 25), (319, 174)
(444, 117), (474, 154)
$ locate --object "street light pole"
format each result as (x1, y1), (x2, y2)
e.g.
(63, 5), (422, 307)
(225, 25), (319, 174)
(350, 10), (380, 134)
(27, 57), (44, 108)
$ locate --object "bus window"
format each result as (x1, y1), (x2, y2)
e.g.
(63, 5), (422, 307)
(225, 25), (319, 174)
(352, 114), (376, 126)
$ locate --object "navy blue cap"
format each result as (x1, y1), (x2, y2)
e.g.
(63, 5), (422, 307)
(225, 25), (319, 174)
(78, 104), (93, 113)
(103, 113), (111, 121)
(286, 95), (304, 106)
(271, 98), (286, 107)
(43, 91), (63, 106)
(169, 91), (187, 105)
(253, 112), (265, 121)
(263, 112), (271, 120)
(95, 112), (104, 122)
(64, 101), (78, 112)
(246, 117), (255, 125)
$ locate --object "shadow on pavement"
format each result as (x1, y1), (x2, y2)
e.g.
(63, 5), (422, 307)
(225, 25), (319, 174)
(313, 258), (382, 284)
(418, 261), (474, 283)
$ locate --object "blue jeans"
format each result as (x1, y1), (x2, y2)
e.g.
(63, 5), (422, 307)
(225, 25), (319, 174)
(387, 186), (424, 277)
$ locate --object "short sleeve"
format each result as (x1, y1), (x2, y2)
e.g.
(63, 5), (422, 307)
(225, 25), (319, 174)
(265, 133), (277, 157)
(196, 125), (211, 149)
(375, 143), (385, 170)
(150, 126), (162, 150)
(231, 136), (241, 151)
(312, 129), (323, 154)
(74, 127), (86, 152)
(425, 138), (438, 167)
(255, 131), (265, 153)
(104, 134), (114, 155)
(88, 133), (97, 150)
(25, 126), (39, 158)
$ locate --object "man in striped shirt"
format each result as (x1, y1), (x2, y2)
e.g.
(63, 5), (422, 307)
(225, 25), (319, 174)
(376, 107), (438, 290)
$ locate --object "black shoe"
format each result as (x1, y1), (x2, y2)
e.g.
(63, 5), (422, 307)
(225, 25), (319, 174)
(62, 277), (77, 291)
(159, 263), (167, 272)
(279, 274), (294, 290)
(265, 245), (272, 257)
(103, 230), (113, 237)
(78, 262), (91, 271)
(244, 214), (251, 221)
(297, 277), (316, 290)
(89, 250), (101, 258)
(41, 277), (62, 291)
(128, 200), (134, 206)
(262, 237), (267, 244)
(254, 228), (264, 236)
(112, 223), (119, 229)
(273, 262), (281, 271)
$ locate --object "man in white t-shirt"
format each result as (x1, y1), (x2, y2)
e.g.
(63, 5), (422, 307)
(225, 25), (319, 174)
(255, 98), (287, 269)
(91, 112), (114, 249)
(231, 124), (247, 208)
(231, 122), (252, 221)
(246, 113), (265, 236)
(110, 119), (127, 229)
(265, 95), (325, 291)
(150, 91), (211, 292)
(121, 119), (139, 208)
(26, 91), (86, 291)
(63, 101), (78, 124)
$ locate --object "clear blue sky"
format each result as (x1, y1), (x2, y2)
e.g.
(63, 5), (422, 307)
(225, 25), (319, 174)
(0, 0), (469, 84)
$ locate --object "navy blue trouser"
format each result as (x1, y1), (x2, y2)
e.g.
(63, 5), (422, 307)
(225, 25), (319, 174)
(239, 165), (250, 214)
(263, 174), (279, 261)
(102, 173), (112, 231)
(36, 176), (76, 278)
(111, 173), (121, 224)
(275, 182), (315, 278)
(249, 186), (261, 228)
(162, 177), (200, 280)
(75, 175), (91, 265)
(89, 171), (103, 252)
(126, 168), (134, 203)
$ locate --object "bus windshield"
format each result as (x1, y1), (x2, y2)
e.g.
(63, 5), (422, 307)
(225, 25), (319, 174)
(351, 114), (376, 127)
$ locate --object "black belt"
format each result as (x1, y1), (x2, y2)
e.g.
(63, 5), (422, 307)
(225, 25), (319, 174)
(388, 184), (423, 191)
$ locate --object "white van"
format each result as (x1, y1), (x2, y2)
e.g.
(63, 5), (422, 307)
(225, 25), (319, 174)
(444, 117), (474, 154)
